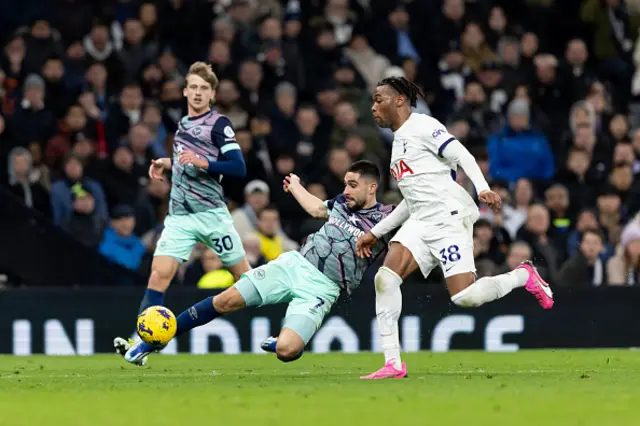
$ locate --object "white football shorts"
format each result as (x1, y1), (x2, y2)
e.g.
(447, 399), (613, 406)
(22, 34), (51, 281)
(390, 210), (479, 279)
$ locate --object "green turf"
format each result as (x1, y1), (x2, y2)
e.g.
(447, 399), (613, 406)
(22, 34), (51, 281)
(0, 350), (638, 426)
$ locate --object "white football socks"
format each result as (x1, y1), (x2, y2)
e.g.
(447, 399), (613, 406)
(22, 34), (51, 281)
(451, 268), (529, 307)
(374, 266), (403, 370)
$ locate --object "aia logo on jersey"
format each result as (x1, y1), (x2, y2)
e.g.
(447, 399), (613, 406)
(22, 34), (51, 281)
(390, 160), (414, 181)
(432, 129), (446, 138)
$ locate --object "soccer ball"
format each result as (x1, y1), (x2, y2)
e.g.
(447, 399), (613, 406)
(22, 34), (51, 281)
(137, 306), (177, 346)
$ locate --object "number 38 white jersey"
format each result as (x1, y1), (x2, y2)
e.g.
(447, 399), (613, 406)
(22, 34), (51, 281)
(390, 113), (478, 225)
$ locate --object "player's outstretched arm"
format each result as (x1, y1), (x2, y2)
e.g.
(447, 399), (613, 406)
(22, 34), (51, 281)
(356, 200), (409, 258)
(371, 200), (409, 238)
(283, 173), (328, 219)
(440, 140), (501, 211)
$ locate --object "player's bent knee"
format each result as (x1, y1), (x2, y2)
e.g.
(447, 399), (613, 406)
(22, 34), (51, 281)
(374, 266), (402, 294)
(450, 286), (482, 308)
(275, 341), (303, 362)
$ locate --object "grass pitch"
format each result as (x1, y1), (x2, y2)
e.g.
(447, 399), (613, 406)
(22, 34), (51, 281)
(0, 350), (638, 426)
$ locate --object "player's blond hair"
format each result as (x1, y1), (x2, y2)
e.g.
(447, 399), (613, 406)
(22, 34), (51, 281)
(185, 62), (219, 91)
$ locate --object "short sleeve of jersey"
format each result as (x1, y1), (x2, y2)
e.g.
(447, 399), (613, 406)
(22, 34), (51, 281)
(211, 116), (241, 155)
(420, 116), (457, 158)
(323, 194), (347, 212)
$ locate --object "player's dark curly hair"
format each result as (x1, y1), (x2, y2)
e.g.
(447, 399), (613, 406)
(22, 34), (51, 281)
(377, 77), (425, 107)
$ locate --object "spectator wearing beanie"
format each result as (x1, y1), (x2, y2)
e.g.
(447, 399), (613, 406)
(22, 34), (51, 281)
(488, 99), (555, 184)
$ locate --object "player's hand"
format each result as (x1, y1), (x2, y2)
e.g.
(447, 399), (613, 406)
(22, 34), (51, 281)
(478, 189), (502, 212)
(283, 173), (301, 193)
(149, 159), (167, 181)
(356, 232), (377, 258)
(179, 151), (208, 169)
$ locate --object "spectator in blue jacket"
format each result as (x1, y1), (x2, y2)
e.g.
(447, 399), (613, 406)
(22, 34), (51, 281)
(99, 204), (145, 273)
(50, 154), (108, 246)
(487, 99), (555, 184)
(51, 154), (108, 225)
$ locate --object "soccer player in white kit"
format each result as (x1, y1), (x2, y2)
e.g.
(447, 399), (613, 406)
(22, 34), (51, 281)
(357, 77), (554, 379)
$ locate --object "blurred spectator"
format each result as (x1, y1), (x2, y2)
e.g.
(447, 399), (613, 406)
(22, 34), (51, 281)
(516, 203), (563, 283)
(46, 104), (98, 174)
(141, 101), (168, 158)
(6, 146), (50, 215)
(99, 144), (142, 209)
(608, 220), (640, 285)
(7, 73), (56, 148)
(242, 233), (267, 268)
(473, 218), (510, 266)
(488, 99), (554, 184)
(237, 59), (266, 114)
(597, 185), (625, 247)
(255, 205), (298, 261)
(98, 204), (145, 273)
(580, 0), (639, 106)
(22, 19), (64, 74)
(504, 178), (534, 240)
(557, 228), (607, 287)
(127, 123), (154, 182)
(370, 3), (419, 66)
(215, 79), (249, 129)
(208, 40), (235, 82)
(105, 84), (143, 148)
(83, 22), (125, 90)
(344, 29), (390, 93)
(50, 154), (107, 246)
(497, 241), (533, 274)
(321, 148), (352, 197)
(544, 183), (572, 234)
(567, 209), (614, 263)
(83, 63), (110, 115)
(268, 81), (298, 147)
(41, 55), (71, 119)
(449, 81), (504, 144)
(26, 141), (51, 191)
(331, 101), (385, 162)
(188, 249), (235, 289)
(558, 148), (597, 217)
(231, 179), (271, 240)
(120, 18), (158, 81)
(461, 22), (496, 73)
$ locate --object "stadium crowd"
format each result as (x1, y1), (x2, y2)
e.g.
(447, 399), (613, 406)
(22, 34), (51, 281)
(3, 0), (640, 288)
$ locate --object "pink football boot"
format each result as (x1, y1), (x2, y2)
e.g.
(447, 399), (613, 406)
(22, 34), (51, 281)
(360, 359), (407, 379)
(518, 261), (554, 309)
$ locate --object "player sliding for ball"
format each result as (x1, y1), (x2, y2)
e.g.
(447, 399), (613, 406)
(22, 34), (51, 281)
(114, 62), (252, 362)
(356, 77), (554, 380)
(122, 161), (397, 365)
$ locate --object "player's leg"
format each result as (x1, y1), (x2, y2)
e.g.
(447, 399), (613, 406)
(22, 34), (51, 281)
(140, 215), (198, 313)
(124, 276), (263, 364)
(448, 264), (552, 308)
(441, 216), (553, 309)
(377, 243), (417, 363)
(140, 255), (180, 311)
(114, 215), (197, 360)
(260, 252), (340, 362)
(198, 207), (251, 281)
(363, 217), (436, 379)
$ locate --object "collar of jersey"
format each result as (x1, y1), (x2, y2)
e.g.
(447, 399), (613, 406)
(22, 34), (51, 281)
(187, 109), (213, 121)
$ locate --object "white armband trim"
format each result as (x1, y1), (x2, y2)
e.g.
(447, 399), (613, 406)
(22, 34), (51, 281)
(220, 143), (241, 154)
